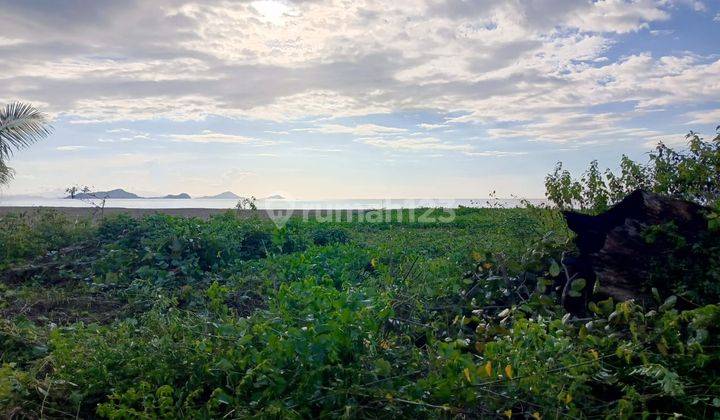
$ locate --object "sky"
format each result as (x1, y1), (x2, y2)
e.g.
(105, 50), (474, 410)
(1, 0), (719, 199)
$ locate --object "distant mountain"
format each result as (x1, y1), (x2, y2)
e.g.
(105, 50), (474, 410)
(70, 188), (140, 199)
(199, 191), (240, 199)
(161, 193), (191, 199)
(266, 194), (285, 199)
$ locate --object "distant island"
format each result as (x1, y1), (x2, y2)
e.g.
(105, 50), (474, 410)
(71, 189), (140, 199)
(266, 194), (285, 199)
(199, 191), (240, 199)
(68, 189), (191, 199)
(152, 193), (191, 199)
(66, 189), (259, 200)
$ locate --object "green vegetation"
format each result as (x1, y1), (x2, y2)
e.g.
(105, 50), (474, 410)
(1, 131), (719, 418)
(546, 128), (720, 212)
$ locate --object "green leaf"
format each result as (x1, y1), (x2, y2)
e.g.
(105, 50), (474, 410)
(660, 295), (677, 312)
(651, 287), (661, 303)
(374, 359), (392, 376)
(570, 278), (586, 292)
(549, 260), (561, 277)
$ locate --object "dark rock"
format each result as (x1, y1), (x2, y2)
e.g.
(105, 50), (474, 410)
(561, 190), (710, 313)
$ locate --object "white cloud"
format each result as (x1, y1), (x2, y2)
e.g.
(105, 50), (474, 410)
(56, 145), (87, 151)
(649, 29), (675, 36)
(96, 128), (151, 143)
(685, 109), (720, 125)
(0, 36), (24, 46)
(165, 130), (277, 145)
(0, 0), (713, 145)
(294, 123), (406, 135)
(462, 151), (528, 157)
(418, 123), (448, 130)
(222, 168), (256, 181)
(673, 0), (707, 12)
(485, 111), (665, 143)
(642, 132), (690, 148)
(295, 147), (344, 153)
(565, 0), (669, 33)
(357, 137), (474, 151)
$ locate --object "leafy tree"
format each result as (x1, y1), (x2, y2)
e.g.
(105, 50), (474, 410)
(546, 126), (720, 212)
(235, 196), (257, 212)
(0, 102), (53, 185)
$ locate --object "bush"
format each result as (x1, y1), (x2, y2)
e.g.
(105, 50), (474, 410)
(310, 225), (350, 246)
(0, 210), (93, 266)
(545, 128), (720, 212)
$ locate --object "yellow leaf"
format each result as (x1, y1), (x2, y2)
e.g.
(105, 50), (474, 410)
(504, 365), (513, 379)
(532, 412), (541, 420)
(484, 361), (493, 377)
(589, 349), (599, 360)
(385, 393), (393, 400)
(371, 258), (378, 269)
(482, 262), (493, 270)
(565, 393), (573, 404)
(463, 367), (472, 383)
(579, 325), (588, 340)
(474, 341), (485, 353)
(503, 409), (512, 418)
(471, 251), (482, 262)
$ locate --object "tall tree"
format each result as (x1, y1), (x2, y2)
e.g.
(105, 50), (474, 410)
(0, 102), (53, 185)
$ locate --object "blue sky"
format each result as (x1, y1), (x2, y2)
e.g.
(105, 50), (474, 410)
(1, 0), (719, 199)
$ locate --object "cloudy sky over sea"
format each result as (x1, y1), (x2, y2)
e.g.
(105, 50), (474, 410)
(1, 0), (719, 199)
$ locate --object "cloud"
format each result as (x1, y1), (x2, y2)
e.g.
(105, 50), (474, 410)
(56, 145), (88, 151)
(295, 147), (344, 153)
(418, 123), (448, 130)
(222, 168), (256, 181)
(165, 130), (278, 145)
(642, 132), (690, 148)
(649, 29), (675, 36)
(357, 137), (474, 151)
(95, 128), (151, 143)
(485, 111), (664, 143)
(0, 0), (714, 146)
(293, 123), (406, 135)
(674, 0), (706, 12)
(462, 150), (528, 157)
(685, 109), (720, 124)
(430, 0), (669, 33)
(357, 135), (527, 157)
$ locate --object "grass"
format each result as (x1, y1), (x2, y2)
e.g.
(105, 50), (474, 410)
(1, 208), (718, 418)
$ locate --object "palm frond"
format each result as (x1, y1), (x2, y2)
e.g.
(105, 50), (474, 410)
(0, 102), (53, 160)
(0, 160), (14, 185)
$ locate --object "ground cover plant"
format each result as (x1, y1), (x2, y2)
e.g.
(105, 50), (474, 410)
(1, 131), (719, 418)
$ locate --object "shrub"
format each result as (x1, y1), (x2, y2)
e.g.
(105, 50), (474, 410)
(310, 225), (350, 246)
(0, 210), (93, 265)
(545, 128), (720, 212)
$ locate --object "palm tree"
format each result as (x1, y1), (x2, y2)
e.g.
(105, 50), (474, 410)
(0, 102), (53, 185)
